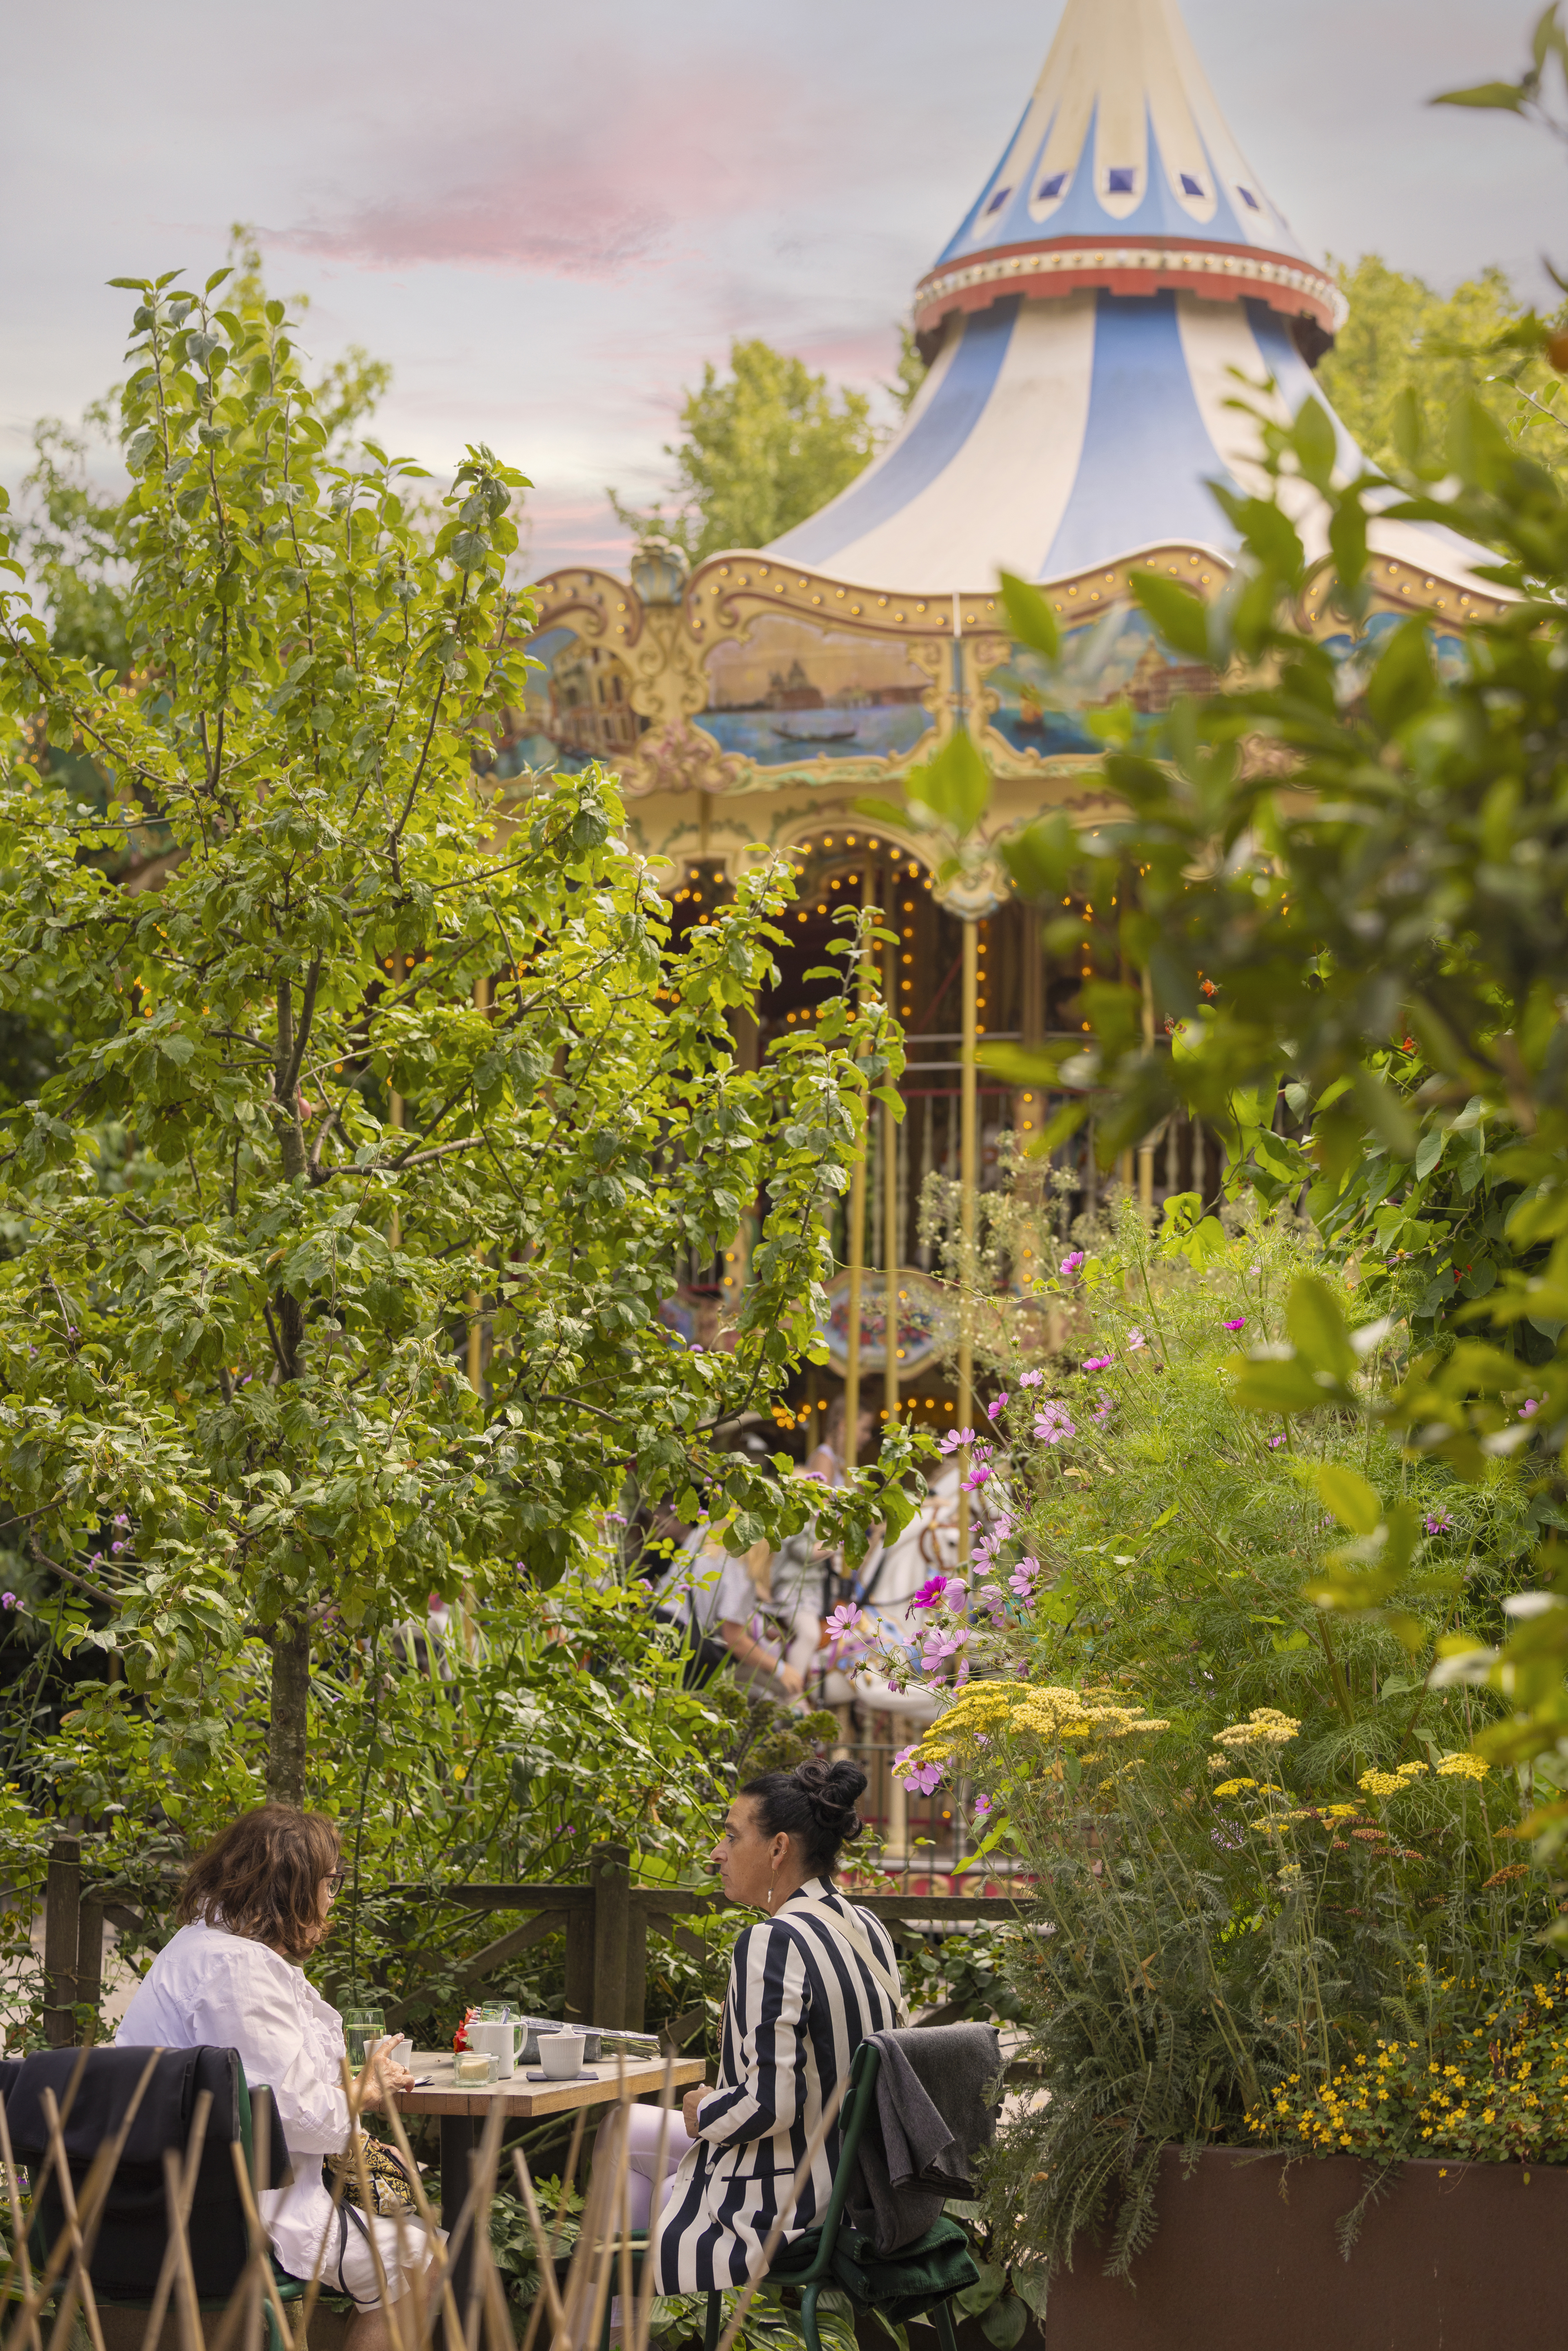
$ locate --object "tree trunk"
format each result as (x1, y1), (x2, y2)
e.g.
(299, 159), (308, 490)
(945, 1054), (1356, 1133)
(266, 1616), (311, 1806)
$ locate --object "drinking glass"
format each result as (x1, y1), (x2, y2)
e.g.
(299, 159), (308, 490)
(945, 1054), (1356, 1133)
(342, 2006), (387, 2068)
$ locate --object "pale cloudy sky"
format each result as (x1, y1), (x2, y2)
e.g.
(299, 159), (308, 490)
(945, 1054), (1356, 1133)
(2, 0), (1559, 579)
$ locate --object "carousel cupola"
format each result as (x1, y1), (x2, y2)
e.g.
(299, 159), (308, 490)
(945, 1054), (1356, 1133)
(917, 0), (1340, 363)
(768, 0), (1487, 602)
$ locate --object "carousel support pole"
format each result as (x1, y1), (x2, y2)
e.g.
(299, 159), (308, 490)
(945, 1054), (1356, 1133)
(957, 917), (978, 1564)
(884, 920), (900, 1431)
(843, 870), (877, 1466)
(1137, 969), (1156, 1215)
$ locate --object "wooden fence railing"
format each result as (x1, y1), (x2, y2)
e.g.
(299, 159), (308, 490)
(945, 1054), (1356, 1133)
(41, 1834), (1029, 2046)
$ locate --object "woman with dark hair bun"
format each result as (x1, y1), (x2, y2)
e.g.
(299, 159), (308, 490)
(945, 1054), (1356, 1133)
(595, 1757), (906, 2291)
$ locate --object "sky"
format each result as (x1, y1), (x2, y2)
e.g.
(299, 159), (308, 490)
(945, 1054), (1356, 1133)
(2, 0), (1560, 580)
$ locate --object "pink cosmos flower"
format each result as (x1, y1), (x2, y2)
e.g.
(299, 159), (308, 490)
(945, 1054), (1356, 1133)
(1019, 1368), (1044, 1388)
(1127, 1328), (1147, 1352)
(1083, 1354), (1114, 1373)
(1034, 1401), (1076, 1444)
(973, 1792), (993, 1816)
(1424, 1509), (1454, 1535)
(1009, 1557), (1040, 1600)
(1, 1593), (16, 1610)
(1268, 1434), (1286, 1449)
(1223, 1317), (1246, 1332)
(1520, 1398), (1541, 1419)
(939, 1426), (976, 1455)
(826, 1602), (862, 1637)
(961, 1462), (991, 1491)
(1060, 1252), (1085, 1276)
(910, 1576), (950, 1611)
(987, 1393), (1009, 1420)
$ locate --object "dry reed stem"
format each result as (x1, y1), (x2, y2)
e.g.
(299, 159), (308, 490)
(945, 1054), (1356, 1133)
(581, 2067), (630, 2351)
(41, 2061), (163, 2351)
(376, 2089), (465, 2349)
(507, 2155), (567, 2343)
(159, 2147), (204, 2351)
(627, 2059), (677, 2351)
(0, 2049), (92, 2321)
(0, 2076), (44, 2351)
(2, 2051), (160, 2351)
(712, 2072), (850, 2351)
(137, 2088), (213, 2351)
(212, 2142), (311, 2351)
(516, 2112), (586, 2351)
(344, 2092), (403, 2351)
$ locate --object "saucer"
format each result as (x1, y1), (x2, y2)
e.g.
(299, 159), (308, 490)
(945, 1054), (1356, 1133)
(526, 2067), (599, 2083)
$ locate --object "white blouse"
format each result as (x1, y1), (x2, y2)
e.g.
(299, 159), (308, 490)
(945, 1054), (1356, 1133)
(116, 1919), (352, 2282)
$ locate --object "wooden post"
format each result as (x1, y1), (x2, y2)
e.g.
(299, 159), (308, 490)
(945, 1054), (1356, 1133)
(42, 1834), (80, 2048)
(956, 920), (978, 1563)
(589, 1842), (631, 2030)
(77, 1895), (105, 2043)
(625, 1904), (648, 2035)
(563, 1907), (594, 2028)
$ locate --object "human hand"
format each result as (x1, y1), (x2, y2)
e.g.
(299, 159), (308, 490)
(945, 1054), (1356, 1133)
(355, 2042), (414, 2112)
(682, 2086), (711, 2137)
(780, 1664), (805, 1697)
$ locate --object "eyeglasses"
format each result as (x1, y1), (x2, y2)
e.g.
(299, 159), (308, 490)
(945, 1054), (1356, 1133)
(322, 1870), (348, 1891)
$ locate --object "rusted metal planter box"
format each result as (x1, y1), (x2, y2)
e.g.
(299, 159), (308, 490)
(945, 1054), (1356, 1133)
(1041, 2145), (1568, 2350)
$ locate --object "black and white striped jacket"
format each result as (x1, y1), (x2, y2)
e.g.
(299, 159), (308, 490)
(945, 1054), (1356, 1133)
(652, 1875), (904, 2291)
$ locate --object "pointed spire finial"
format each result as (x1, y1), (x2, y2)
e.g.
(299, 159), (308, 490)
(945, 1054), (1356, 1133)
(915, 0), (1343, 361)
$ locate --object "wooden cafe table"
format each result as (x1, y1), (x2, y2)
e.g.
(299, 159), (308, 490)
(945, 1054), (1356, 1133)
(397, 2049), (707, 2313)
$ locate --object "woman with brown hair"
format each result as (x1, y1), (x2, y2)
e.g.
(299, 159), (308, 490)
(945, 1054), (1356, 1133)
(116, 1805), (435, 2348)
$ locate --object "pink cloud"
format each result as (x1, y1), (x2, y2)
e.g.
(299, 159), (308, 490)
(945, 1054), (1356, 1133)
(264, 51), (840, 283)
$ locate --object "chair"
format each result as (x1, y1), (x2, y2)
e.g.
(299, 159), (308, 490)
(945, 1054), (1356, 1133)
(573, 2042), (972, 2351)
(3, 2045), (306, 2351)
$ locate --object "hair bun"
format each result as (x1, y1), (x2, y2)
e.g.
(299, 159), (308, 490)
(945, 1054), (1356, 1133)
(794, 1758), (868, 1834)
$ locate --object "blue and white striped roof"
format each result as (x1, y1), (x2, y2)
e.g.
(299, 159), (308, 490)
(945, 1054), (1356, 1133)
(763, 0), (1492, 604)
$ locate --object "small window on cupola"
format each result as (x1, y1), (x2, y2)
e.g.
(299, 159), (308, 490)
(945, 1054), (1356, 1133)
(1180, 173), (1204, 196)
(1237, 186), (1261, 209)
(1037, 170), (1069, 199)
(1107, 167), (1136, 193)
(985, 185), (1012, 214)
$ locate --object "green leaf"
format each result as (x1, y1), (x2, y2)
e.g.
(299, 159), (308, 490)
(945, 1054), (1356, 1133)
(998, 569), (1060, 660)
(1000, 811), (1077, 903)
(1431, 79), (1527, 109)
(1229, 1357), (1328, 1414)
(1310, 1463), (1383, 1535)
(853, 796), (918, 833)
(1292, 397), (1338, 492)
(1128, 570), (1211, 662)
(904, 729), (990, 840)
(1364, 619), (1435, 732)
(1285, 1274), (1358, 1383)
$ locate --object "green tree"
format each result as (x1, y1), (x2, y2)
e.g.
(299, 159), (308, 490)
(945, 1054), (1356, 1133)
(17, 225), (392, 682)
(610, 339), (881, 561)
(0, 267), (917, 1808)
(1320, 253), (1568, 486)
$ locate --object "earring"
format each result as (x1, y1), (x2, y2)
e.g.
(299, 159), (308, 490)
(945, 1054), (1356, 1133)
(767, 1867), (776, 1911)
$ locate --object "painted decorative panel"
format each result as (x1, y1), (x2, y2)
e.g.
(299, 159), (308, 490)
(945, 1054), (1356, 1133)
(510, 624), (644, 775)
(983, 602), (1216, 759)
(694, 613), (935, 767)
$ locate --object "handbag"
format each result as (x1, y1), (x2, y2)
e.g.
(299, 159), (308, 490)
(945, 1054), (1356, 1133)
(325, 2133), (422, 2215)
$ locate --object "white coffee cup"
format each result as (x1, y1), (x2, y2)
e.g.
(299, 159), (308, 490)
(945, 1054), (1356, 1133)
(539, 2028), (586, 2080)
(467, 2019), (521, 2079)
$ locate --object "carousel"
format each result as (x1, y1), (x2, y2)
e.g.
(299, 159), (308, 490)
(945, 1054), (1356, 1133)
(504, 0), (1501, 1447)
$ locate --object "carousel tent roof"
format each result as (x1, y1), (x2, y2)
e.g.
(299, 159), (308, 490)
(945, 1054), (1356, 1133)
(766, 0), (1492, 602)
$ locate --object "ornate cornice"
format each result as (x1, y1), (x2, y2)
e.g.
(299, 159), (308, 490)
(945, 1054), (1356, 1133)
(913, 235), (1345, 336)
(525, 568), (645, 648)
